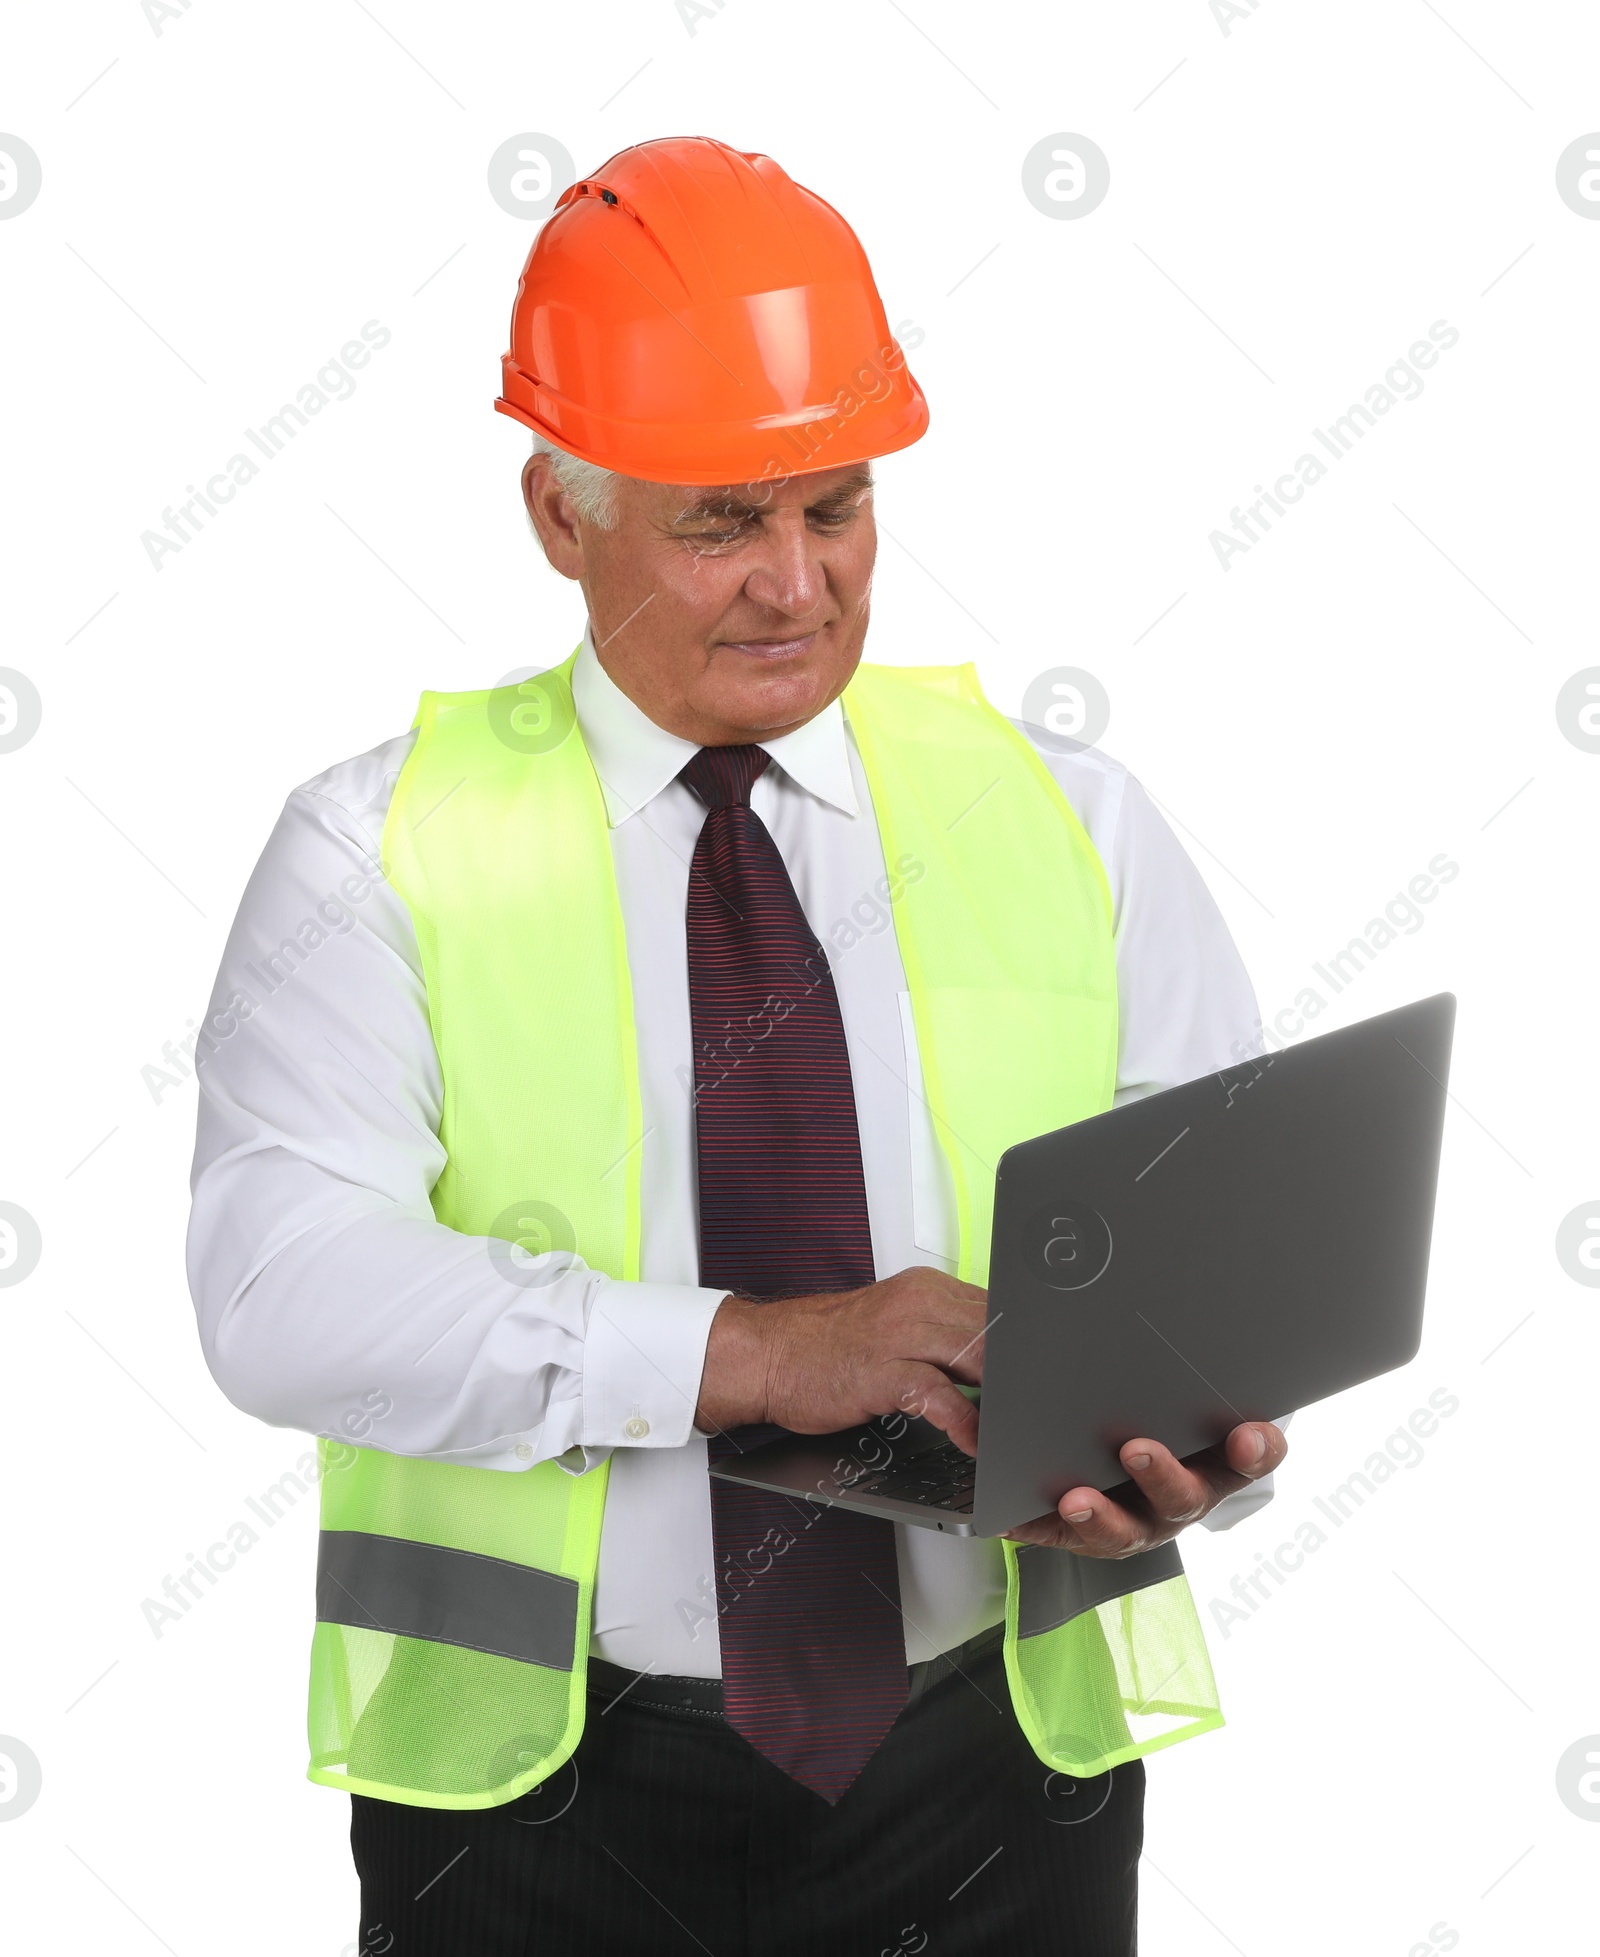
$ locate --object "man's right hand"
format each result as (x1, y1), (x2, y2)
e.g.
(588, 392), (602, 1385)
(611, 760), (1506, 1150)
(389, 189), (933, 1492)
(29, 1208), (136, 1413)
(693, 1268), (988, 1455)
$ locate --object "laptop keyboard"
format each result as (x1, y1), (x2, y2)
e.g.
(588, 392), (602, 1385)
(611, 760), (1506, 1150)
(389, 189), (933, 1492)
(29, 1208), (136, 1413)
(842, 1439), (977, 1512)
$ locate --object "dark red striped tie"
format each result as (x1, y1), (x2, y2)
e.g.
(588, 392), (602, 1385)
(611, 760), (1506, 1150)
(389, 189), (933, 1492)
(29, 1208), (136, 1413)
(682, 743), (908, 1803)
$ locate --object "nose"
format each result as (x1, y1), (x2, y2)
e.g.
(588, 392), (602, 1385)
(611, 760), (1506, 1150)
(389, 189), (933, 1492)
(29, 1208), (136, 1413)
(739, 508), (826, 620)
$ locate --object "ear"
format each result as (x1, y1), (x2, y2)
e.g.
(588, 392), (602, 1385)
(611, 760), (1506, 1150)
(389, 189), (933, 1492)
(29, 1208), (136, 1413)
(522, 452), (585, 581)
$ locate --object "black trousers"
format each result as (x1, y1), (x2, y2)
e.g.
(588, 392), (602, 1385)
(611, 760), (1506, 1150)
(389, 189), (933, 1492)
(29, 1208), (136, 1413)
(351, 1630), (1143, 1956)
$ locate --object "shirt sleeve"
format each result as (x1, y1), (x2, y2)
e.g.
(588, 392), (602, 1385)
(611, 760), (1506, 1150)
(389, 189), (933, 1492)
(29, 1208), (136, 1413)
(186, 756), (726, 1474)
(1087, 762), (1291, 1532)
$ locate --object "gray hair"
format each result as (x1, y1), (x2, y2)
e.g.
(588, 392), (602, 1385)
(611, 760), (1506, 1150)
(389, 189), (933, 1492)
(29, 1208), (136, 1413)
(531, 434), (620, 530)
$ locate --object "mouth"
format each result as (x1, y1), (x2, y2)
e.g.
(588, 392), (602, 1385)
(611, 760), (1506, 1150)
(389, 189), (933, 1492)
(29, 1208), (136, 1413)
(714, 630), (821, 660)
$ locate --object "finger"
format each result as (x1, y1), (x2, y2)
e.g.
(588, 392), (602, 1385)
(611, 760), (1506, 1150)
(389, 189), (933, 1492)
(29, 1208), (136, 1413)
(1001, 1513), (1078, 1550)
(899, 1267), (987, 1310)
(1223, 1420), (1287, 1479)
(1170, 1421), (1287, 1501)
(919, 1269), (988, 1306)
(1042, 1486), (1154, 1558)
(934, 1316), (987, 1385)
(1117, 1438), (1212, 1526)
(889, 1364), (980, 1455)
(904, 1299), (989, 1384)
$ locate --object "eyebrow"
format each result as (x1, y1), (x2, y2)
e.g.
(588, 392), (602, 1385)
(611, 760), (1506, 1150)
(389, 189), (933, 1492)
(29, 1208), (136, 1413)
(672, 469), (874, 524)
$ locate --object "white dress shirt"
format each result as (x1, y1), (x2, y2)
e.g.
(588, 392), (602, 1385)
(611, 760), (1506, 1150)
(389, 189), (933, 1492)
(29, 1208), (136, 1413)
(188, 626), (1277, 1678)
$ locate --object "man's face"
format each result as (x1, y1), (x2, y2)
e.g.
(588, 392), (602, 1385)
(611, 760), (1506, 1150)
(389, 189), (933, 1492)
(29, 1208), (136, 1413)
(522, 456), (877, 747)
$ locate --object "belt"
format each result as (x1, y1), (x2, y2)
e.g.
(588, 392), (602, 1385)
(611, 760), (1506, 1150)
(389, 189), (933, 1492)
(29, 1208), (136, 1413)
(585, 1620), (1006, 1721)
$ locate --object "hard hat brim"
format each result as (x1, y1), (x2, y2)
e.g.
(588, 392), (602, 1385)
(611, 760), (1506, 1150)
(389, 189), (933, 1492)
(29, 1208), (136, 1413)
(496, 362), (929, 488)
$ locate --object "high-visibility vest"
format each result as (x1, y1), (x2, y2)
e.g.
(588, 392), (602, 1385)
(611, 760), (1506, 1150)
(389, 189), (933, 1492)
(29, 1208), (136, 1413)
(308, 652), (1223, 1810)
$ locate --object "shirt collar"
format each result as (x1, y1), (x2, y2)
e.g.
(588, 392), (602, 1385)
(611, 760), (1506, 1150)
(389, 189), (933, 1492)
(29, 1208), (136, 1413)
(570, 622), (860, 826)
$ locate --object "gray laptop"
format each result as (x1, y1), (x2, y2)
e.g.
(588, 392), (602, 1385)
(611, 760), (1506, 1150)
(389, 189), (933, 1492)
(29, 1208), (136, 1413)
(711, 992), (1455, 1538)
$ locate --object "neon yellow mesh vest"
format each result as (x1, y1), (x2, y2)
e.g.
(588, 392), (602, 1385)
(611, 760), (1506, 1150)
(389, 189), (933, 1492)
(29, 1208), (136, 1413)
(307, 652), (1223, 1810)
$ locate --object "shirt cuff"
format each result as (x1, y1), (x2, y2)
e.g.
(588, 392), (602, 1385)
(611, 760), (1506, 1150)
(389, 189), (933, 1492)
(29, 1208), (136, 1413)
(580, 1278), (728, 1452)
(1200, 1471), (1277, 1531)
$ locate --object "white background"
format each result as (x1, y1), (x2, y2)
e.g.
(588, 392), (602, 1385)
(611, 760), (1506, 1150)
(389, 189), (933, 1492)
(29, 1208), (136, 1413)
(3, 2), (1598, 1951)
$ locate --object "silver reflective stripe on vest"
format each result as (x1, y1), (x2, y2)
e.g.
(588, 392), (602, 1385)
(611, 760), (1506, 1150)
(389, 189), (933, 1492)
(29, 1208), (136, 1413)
(1014, 1539), (1184, 1639)
(316, 1531), (579, 1670)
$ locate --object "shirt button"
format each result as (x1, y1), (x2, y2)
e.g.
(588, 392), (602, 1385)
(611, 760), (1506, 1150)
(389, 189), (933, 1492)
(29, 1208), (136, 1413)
(623, 1415), (651, 1441)
(514, 1442), (534, 1462)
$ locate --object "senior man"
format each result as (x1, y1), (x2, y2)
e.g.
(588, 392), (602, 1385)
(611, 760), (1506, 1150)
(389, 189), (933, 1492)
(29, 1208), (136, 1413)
(189, 136), (1286, 1955)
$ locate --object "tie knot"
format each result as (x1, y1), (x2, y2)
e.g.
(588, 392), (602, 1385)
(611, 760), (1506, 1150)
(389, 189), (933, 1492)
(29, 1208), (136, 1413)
(680, 744), (771, 810)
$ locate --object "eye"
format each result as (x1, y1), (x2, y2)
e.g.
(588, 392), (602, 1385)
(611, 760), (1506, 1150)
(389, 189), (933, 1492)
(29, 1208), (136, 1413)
(683, 519), (752, 548)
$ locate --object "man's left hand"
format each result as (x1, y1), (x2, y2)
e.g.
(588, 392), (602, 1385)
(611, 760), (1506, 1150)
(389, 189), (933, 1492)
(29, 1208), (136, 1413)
(1003, 1421), (1287, 1558)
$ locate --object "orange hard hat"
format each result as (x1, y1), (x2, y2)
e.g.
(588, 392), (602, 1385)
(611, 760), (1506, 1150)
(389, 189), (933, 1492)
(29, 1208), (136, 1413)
(495, 135), (928, 486)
